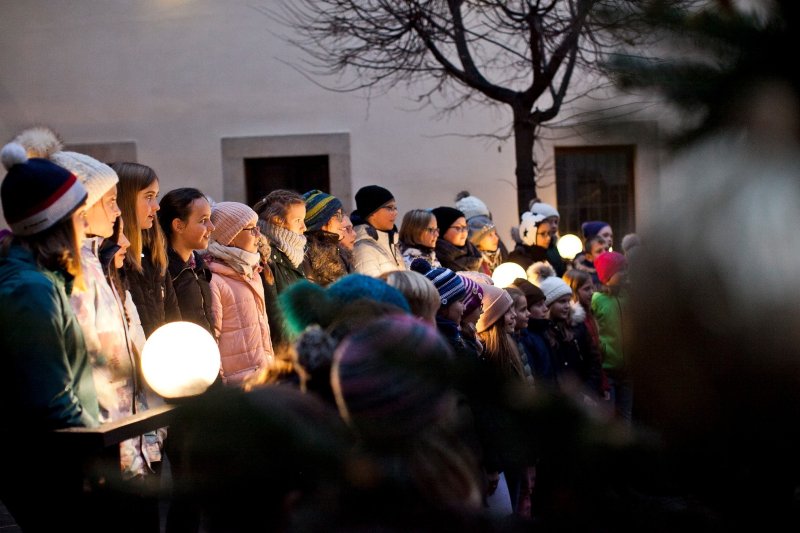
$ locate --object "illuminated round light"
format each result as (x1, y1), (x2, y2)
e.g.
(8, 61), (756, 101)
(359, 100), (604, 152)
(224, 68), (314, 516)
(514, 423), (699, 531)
(141, 321), (220, 398)
(556, 233), (583, 260)
(491, 262), (527, 288)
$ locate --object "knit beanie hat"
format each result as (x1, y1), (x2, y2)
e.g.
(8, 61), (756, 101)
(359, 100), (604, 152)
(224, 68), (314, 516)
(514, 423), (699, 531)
(594, 251), (628, 284)
(1, 142), (87, 236)
(519, 212), (548, 246)
(529, 262), (572, 306)
(529, 201), (560, 220)
(354, 185), (394, 219)
(302, 189), (343, 232)
(11, 127), (117, 209)
(409, 258), (467, 307)
(210, 201), (258, 246)
(458, 273), (484, 317)
(581, 220), (610, 241)
(476, 283), (514, 333)
(468, 215), (496, 246)
(331, 314), (455, 441)
(455, 191), (490, 220)
(431, 206), (465, 234)
(510, 278), (545, 308)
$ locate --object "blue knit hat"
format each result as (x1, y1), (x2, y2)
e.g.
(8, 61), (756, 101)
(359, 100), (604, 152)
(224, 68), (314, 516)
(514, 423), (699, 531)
(302, 189), (343, 232)
(409, 258), (466, 307)
(581, 220), (610, 241)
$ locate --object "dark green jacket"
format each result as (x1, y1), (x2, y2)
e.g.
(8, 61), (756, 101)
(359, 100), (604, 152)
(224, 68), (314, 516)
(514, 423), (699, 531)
(0, 242), (99, 430)
(269, 247), (306, 295)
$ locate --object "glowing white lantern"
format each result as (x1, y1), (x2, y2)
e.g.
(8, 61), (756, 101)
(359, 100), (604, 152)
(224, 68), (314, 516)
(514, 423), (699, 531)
(491, 262), (527, 288)
(556, 233), (583, 260)
(141, 321), (220, 398)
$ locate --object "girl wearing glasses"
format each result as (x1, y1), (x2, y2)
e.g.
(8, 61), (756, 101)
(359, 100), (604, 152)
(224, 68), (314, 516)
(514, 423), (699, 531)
(399, 208), (442, 268)
(508, 211), (552, 271)
(431, 206), (482, 272)
(206, 202), (274, 386)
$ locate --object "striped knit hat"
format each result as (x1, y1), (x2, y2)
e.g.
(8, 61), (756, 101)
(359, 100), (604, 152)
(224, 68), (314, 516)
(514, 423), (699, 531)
(409, 257), (466, 307)
(302, 189), (343, 232)
(210, 201), (258, 246)
(1, 142), (87, 236)
(331, 314), (454, 441)
(458, 273), (484, 317)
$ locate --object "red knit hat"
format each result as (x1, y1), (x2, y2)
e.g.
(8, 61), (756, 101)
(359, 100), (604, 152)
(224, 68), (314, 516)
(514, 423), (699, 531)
(594, 251), (628, 284)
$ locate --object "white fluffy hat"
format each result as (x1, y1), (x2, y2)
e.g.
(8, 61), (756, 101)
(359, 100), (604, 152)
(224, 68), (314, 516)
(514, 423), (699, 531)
(455, 191), (490, 221)
(518, 211), (547, 246)
(13, 127), (118, 208)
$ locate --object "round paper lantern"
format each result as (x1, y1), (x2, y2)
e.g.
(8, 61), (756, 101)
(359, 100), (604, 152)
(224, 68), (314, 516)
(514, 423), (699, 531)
(141, 321), (220, 398)
(556, 233), (583, 260)
(491, 262), (527, 288)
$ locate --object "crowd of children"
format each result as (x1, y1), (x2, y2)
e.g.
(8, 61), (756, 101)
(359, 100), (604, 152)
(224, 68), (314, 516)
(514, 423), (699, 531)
(0, 126), (641, 531)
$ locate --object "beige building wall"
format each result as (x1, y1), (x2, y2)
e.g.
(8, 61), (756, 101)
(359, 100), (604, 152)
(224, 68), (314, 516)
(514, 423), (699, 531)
(0, 0), (662, 246)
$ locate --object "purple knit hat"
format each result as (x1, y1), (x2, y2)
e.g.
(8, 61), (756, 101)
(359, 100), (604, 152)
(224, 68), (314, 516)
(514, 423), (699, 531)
(331, 314), (455, 441)
(458, 273), (484, 317)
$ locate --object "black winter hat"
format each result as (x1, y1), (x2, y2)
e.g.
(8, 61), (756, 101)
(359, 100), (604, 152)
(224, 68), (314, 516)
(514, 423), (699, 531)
(354, 185), (394, 219)
(431, 206), (465, 233)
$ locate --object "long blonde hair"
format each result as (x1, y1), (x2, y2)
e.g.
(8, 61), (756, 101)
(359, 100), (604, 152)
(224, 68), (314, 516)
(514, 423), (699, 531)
(478, 320), (525, 380)
(111, 162), (168, 275)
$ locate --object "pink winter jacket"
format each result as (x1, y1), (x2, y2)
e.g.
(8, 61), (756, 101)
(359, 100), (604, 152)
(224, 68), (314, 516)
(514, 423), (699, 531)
(207, 258), (274, 386)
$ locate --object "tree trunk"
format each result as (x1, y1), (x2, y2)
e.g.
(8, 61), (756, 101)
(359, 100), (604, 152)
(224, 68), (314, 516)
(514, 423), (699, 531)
(512, 105), (537, 216)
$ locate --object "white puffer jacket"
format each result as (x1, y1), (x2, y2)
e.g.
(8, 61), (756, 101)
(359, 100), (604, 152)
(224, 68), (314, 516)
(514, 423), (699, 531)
(352, 224), (406, 277)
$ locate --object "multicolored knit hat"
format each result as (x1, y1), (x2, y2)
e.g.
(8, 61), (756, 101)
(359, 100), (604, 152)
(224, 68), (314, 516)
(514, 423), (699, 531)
(1, 142), (87, 236)
(331, 314), (455, 441)
(458, 273), (484, 317)
(302, 189), (343, 232)
(409, 257), (466, 307)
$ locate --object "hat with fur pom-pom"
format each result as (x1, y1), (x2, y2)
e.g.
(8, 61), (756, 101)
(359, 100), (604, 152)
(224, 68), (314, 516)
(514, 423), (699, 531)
(1, 141), (87, 236)
(529, 261), (571, 306)
(518, 211), (548, 246)
(455, 190), (490, 221)
(12, 127), (118, 208)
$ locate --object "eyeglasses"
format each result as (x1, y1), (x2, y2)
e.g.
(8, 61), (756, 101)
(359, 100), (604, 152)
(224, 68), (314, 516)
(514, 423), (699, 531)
(342, 225), (355, 233)
(449, 225), (469, 233)
(241, 226), (260, 237)
(424, 227), (440, 234)
(381, 204), (398, 212)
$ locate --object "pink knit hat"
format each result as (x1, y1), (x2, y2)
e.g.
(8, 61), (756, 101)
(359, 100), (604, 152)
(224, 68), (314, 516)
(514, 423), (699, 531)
(594, 251), (628, 284)
(210, 201), (258, 246)
(476, 283), (513, 333)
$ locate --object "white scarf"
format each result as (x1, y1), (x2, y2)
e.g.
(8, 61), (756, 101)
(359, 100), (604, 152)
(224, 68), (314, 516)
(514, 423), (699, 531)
(262, 223), (307, 268)
(207, 241), (261, 279)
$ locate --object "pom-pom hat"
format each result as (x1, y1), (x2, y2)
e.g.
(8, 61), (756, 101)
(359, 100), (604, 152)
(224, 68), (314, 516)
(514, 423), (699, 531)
(476, 283), (514, 333)
(410, 258), (466, 306)
(529, 201), (560, 220)
(210, 201), (259, 246)
(529, 261), (572, 306)
(594, 251), (628, 284)
(12, 127), (117, 209)
(1, 142), (87, 236)
(302, 189), (343, 232)
(455, 191), (490, 221)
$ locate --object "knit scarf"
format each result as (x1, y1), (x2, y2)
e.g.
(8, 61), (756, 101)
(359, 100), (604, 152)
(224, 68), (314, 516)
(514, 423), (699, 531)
(262, 223), (307, 268)
(207, 241), (261, 279)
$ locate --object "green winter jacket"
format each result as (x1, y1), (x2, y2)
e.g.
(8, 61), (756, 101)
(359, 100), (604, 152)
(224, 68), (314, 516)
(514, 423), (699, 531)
(591, 290), (626, 373)
(0, 242), (100, 430)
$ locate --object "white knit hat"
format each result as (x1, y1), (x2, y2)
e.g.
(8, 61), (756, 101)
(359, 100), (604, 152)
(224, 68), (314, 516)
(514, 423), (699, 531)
(529, 201), (560, 220)
(12, 127), (118, 208)
(211, 201), (258, 246)
(455, 191), (490, 221)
